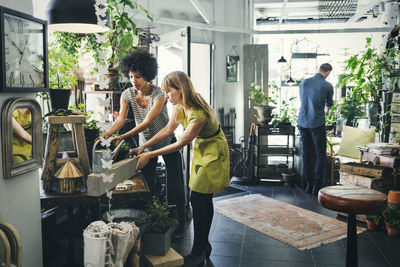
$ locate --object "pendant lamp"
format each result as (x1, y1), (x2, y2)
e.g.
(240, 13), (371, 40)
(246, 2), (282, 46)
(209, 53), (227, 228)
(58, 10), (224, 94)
(47, 0), (109, 33)
(285, 76), (297, 86)
(278, 56), (287, 63)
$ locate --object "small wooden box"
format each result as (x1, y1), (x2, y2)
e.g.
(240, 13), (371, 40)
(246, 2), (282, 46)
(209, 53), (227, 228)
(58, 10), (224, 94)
(144, 248), (183, 267)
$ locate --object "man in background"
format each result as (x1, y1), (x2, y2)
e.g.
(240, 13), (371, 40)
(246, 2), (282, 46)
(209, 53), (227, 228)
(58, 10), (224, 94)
(298, 63), (333, 195)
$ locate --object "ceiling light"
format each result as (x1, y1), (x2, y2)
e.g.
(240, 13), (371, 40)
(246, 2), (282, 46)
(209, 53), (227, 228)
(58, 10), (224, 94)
(285, 77), (297, 86)
(278, 56), (287, 63)
(47, 0), (109, 33)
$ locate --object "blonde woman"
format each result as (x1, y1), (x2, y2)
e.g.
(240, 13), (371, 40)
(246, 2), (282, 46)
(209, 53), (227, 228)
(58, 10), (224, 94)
(135, 71), (230, 266)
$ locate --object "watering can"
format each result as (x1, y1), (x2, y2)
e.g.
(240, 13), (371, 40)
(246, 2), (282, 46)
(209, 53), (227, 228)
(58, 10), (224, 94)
(92, 139), (125, 173)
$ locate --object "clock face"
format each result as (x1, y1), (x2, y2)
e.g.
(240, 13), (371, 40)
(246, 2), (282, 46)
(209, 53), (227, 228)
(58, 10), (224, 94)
(4, 12), (45, 88)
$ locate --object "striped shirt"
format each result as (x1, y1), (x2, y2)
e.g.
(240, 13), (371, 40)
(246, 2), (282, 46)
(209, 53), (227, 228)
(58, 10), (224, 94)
(121, 85), (174, 151)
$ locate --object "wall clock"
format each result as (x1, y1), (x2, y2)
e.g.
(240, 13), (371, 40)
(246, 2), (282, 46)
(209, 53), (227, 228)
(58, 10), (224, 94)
(0, 6), (48, 92)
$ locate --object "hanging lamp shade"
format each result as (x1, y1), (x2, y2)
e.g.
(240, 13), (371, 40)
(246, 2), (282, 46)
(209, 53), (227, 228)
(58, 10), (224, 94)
(46, 0), (109, 33)
(277, 56), (287, 63)
(285, 76), (297, 86)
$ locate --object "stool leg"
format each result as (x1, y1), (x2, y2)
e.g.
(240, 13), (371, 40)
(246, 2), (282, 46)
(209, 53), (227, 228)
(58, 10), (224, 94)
(346, 213), (357, 267)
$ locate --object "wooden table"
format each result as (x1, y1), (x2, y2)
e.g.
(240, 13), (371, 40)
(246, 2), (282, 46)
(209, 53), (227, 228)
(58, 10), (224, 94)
(360, 150), (400, 188)
(40, 173), (150, 266)
(318, 186), (387, 267)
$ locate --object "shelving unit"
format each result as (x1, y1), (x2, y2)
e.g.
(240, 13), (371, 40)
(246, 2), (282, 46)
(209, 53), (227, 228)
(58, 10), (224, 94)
(254, 125), (295, 183)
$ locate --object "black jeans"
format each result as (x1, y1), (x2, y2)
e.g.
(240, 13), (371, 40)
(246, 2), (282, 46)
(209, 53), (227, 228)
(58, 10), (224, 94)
(299, 124), (326, 186)
(141, 140), (185, 227)
(190, 191), (213, 256)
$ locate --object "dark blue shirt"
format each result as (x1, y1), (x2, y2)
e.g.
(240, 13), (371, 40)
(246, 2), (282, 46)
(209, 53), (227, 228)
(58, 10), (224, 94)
(297, 73), (333, 128)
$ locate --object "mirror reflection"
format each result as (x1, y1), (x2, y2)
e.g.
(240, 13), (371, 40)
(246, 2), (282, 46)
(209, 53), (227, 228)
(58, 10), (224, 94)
(12, 108), (33, 164)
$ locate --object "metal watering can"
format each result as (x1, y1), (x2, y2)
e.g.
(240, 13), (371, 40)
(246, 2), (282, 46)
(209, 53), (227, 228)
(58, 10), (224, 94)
(92, 139), (125, 173)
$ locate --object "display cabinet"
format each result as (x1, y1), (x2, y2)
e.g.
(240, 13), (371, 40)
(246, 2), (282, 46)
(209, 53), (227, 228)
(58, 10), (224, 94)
(254, 125), (295, 183)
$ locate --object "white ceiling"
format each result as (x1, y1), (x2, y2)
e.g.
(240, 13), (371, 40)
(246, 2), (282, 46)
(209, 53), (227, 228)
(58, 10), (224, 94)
(253, 0), (397, 34)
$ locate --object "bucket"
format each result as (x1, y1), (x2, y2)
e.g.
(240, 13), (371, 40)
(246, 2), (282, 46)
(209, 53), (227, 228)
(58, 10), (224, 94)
(92, 139), (125, 173)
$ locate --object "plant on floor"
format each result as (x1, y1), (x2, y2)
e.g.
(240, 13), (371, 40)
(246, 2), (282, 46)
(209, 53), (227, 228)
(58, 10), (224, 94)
(366, 214), (383, 230)
(383, 204), (400, 236)
(146, 196), (178, 233)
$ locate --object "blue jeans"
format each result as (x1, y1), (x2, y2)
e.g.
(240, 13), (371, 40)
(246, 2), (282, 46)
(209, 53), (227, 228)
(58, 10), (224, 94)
(299, 124), (326, 186)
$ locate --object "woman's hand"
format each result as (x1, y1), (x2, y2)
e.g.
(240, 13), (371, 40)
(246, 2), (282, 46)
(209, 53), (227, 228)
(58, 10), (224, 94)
(95, 132), (109, 142)
(135, 152), (151, 171)
(113, 135), (124, 147)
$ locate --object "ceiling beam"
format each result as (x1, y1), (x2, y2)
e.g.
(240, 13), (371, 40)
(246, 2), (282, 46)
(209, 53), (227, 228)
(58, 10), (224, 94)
(344, 0), (382, 28)
(278, 0), (289, 28)
(254, 26), (392, 35)
(190, 0), (211, 24)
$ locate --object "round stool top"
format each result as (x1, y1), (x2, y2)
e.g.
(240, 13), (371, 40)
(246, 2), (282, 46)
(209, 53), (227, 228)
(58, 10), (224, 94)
(318, 185), (387, 215)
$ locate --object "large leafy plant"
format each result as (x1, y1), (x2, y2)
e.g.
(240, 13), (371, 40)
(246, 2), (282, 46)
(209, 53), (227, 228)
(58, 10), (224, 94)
(104, 0), (153, 68)
(249, 82), (279, 106)
(337, 37), (399, 104)
(145, 196), (178, 233)
(383, 204), (400, 228)
(48, 32), (79, 89)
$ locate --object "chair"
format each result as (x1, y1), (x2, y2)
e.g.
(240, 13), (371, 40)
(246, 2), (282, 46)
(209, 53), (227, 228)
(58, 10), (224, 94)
(0, 220), (22, 267)
(0, 229), (11, 267)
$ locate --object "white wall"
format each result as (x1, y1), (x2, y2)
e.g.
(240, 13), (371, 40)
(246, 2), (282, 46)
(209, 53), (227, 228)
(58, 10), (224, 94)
(0, 2), (44, 267)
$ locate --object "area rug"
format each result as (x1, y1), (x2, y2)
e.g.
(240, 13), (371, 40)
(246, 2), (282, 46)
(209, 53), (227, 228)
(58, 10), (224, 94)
(214, 194), (366, 250)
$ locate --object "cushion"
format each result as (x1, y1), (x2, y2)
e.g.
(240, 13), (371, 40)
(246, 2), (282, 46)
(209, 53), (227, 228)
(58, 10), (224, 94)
(337, 126), (375, 159)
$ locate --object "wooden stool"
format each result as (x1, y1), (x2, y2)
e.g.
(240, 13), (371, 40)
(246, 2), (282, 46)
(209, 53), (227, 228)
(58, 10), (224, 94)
(318, 185), (387, 267)
(41, 115), (91, 191)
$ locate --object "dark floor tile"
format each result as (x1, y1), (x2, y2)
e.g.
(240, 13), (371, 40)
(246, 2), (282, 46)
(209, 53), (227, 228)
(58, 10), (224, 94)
(265, 260), (315, 267)
(211, 229), (244, 244)
(209, 241), (242, 257)
(241, 241), (276, 260)
(239, 257), (270, 267)
(207, 255), (240, 267)
(243, 227), (276, 247)
(213, 215), (245, 234)
(312, 248), (346, 265)
(274, 246), (314, 263)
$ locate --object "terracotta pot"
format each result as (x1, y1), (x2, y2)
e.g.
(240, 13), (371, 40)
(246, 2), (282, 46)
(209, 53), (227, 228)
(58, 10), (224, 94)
(385, 223), (400, 237)
(366, 219), (379, 231)
(388, 190), (400, 204)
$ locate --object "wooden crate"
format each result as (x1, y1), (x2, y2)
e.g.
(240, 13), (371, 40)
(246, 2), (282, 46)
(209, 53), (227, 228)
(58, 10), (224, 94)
(339, 162), (385, 178)
(339, 172), (384, 192)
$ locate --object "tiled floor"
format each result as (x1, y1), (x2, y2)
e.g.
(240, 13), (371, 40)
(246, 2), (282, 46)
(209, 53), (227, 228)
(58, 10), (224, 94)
(172, 183), (400, 267)
(44, 183), (400, 267)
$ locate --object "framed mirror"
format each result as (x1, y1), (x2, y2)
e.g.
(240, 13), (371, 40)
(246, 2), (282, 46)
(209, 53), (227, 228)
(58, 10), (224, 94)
(1, 98), (42, 178)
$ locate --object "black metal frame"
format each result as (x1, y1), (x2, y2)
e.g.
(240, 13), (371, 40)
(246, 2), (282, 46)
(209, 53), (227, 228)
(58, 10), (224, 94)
(0, 6), (48, 92)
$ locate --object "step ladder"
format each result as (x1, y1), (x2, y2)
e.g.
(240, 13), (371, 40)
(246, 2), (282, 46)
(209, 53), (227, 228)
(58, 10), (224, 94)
(41, 115), (91, 191)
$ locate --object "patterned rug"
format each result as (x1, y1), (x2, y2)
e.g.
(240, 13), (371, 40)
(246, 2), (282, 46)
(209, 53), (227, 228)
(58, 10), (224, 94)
(214, 194), (366, 250)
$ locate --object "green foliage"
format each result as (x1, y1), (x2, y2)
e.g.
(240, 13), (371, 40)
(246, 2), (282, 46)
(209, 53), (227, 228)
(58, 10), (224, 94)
(249, 82), (279, 106)
(271, 96), (297, 126)
(69, 103), (98, 130)
(383, 204), (400, 228)
(337, 95), (364, 126)
(337, 37), (400, 104)
(48, 32), (79, 89)
(367, 214), (383, 225)
(105, 0), (153, 68)
(145, 196), (178, 233)
(325, 102), (337, 126)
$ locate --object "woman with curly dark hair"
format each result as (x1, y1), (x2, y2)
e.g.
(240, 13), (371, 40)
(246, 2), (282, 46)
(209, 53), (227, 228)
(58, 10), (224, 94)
(99, 49), (186, 240)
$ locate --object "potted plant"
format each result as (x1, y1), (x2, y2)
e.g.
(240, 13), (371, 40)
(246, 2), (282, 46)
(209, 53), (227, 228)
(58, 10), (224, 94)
(366, 214), (383, 231)
(90, 0), (152, 90)
(383, 204), (400, 237)
(143, 196), (178, 256)
(249, 82), (278, 126)
(271, 97), (297, 127)
(45, 32), (81, 111)
(337, 95), (364, 127)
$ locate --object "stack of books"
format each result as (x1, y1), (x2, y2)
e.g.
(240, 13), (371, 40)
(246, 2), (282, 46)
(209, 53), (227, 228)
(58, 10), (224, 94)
(366, 143), (400, 155)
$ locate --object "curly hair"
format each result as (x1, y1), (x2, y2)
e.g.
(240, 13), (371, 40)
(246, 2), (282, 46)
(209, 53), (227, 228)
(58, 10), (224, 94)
(120, 49), (158, 82)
